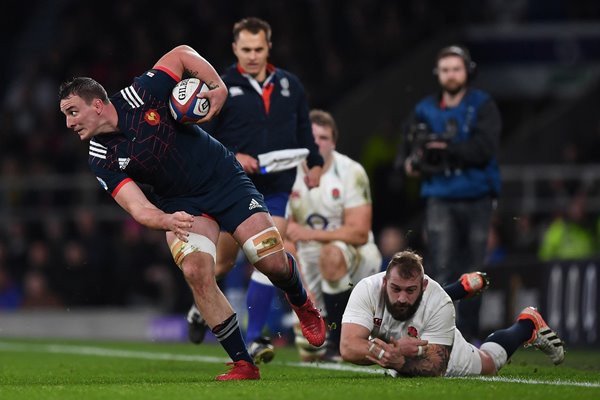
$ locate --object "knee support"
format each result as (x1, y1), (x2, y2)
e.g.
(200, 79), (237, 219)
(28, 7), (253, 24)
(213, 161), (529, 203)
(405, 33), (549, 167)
(169, 233), (216, 268)
(242, 226), (284, 264)
(480, 341), (508, 372)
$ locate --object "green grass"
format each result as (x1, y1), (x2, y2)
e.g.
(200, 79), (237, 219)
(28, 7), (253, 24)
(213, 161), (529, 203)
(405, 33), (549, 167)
(0, 338), (599, 400)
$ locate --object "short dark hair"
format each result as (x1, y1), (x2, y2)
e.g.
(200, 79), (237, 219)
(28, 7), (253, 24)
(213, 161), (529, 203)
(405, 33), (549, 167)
(233, 17), (272, 42)
(435, 45), (476, 77)
(385, 250), (424, 280)
(58, 77), (109, 105)
(309, 109), (339, 143)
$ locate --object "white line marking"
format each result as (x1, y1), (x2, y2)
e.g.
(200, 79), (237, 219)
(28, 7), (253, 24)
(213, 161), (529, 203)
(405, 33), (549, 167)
(0, 341), (599, 388)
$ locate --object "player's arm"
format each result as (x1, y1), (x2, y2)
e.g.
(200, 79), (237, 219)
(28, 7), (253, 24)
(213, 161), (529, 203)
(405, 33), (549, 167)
(286, 204), (372, 246)
(112, 180), (193, 242)
(341, 324), (430, 371)
(340, 323), (382, 366)
(153, 45), (227, 121)
(394, 343), (451, 377)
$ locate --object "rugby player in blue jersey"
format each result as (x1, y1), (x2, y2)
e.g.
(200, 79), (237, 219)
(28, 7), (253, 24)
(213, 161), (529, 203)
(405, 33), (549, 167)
(58, 44), (325, 381)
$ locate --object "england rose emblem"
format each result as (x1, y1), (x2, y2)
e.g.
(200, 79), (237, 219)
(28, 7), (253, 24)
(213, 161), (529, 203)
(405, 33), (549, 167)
(407, 326), (418, 338)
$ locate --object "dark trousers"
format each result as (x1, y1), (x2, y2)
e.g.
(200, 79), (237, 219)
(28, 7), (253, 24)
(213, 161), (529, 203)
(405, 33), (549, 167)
(425, 195), (493, 341)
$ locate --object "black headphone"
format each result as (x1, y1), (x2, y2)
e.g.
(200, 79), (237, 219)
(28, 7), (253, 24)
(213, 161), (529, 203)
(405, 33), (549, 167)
(432, 45), (477, 80)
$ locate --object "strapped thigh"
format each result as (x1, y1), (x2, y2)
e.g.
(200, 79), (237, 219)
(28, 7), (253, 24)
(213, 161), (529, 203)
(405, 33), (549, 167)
(169, 232), (216, 268)
(242, 226), (284, 264)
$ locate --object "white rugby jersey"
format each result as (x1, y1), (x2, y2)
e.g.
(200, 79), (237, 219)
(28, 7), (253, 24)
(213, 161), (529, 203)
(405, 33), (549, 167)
(288, 151), (374, 252)
(342, 272), (456, 346)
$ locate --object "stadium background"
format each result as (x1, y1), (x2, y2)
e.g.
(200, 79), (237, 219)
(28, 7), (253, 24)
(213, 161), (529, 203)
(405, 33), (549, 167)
(0, 0), (599, 348)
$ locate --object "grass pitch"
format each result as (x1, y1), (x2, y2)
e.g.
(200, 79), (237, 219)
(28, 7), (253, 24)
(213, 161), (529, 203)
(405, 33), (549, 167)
(0, 338), (599, 400)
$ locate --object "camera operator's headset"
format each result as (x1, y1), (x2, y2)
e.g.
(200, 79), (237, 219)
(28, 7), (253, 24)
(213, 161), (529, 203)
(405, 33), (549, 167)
(432, 45), (477, 81)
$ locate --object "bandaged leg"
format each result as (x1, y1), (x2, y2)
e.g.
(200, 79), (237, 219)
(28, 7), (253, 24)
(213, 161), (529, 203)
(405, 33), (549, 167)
(243, 228), (306, 307)
(480, 341), (508, 372)
(169, 233), (216, 268)
(242, 227), (284, 264)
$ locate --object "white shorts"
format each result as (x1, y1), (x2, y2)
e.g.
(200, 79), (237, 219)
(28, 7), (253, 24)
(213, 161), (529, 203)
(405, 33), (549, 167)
(445, 329), (482, 377)
(297, 241), (381, 314)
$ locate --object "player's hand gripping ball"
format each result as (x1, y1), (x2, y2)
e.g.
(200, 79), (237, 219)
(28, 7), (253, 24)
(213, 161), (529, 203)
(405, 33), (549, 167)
(169, 78), (210, 124)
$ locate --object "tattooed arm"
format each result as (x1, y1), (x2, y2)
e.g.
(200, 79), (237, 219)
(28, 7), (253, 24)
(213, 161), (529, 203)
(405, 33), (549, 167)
(396, 343), (451, 377)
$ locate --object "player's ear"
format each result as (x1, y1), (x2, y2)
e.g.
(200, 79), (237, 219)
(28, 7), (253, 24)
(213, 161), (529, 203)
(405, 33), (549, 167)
(422, 278), (429, 291)
(94, 99), (103, 114)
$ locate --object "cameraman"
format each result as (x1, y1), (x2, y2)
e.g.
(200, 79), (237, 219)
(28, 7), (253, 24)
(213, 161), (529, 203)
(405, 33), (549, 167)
(398, 45), (501, 342)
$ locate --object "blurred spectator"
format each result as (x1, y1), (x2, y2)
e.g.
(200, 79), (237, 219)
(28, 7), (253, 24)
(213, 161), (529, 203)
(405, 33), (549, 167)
(538, 191), (596, 261)
(20, 270), (63, 309)
(484, 220), (507, 266)
(377, 225), (407, 270)
(0, 252), (22, 309)
(57, 239), (101, 306)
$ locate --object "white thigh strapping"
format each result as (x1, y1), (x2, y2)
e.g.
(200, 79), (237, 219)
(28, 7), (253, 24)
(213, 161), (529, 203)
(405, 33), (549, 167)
(242, 227), (284, 264)
(169, 233), (216, 267)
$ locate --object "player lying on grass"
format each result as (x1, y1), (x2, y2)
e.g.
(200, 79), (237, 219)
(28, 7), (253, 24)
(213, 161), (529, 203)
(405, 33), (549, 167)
(340, 250), (564, 377)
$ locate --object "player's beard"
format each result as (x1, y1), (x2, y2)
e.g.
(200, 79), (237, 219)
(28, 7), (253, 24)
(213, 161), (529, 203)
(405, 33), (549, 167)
(384, 289), (424, 321)
(441, 79), (466, 96)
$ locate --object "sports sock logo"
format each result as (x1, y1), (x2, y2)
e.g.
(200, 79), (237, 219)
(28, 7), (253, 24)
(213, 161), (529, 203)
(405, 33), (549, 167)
(248, 198), (261, 210)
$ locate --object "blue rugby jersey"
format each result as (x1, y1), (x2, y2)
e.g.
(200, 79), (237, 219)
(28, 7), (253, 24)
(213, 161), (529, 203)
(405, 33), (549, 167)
(88, 67), (259, 216)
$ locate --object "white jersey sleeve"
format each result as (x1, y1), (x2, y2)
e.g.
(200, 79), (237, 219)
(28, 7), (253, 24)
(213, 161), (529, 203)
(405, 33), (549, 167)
(342, 272), (384, 330)
(338, 153), (372, 209)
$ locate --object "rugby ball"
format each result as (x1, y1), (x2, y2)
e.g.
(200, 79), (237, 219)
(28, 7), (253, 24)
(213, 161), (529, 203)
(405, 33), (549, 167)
(169, 78), (210, 124)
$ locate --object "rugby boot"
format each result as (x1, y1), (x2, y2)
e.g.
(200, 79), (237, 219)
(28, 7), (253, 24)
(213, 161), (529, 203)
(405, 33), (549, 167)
(517, 306), (565, 365)
(460, 271), (490, 298)
(288, 296), (326, 347)
(248, 337), (275, 364)
(215, 360), (260, 381)
(186, 304), (208, 344)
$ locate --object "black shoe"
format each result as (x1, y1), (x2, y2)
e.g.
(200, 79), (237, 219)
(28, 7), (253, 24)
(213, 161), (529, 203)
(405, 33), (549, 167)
(187, 304), (207, 344)
(248, 337), (275, 364)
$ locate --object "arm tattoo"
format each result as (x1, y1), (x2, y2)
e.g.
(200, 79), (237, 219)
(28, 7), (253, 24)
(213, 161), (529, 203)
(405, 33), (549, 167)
(181, 68), (220, 89)
(397, 344), (451, 377)
(183, 68), (198, 78)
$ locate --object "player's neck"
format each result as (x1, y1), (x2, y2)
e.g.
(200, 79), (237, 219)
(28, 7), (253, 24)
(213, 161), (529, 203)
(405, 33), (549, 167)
(97, 103), (119, 134)
(323, 154), (334, 172)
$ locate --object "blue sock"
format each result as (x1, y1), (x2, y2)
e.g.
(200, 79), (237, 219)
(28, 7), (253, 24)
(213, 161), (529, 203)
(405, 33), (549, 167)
(212, 313), (254, 364)
(245, 279), (275, 343)
(483, 319), (535, 357)
(442, 280), (468, 301)
(269, 252), (307, 307)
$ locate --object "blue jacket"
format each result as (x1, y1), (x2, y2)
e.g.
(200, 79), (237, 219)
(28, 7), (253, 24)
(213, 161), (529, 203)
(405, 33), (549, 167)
(202, 64), (323, 195)
(413, 88), (501, 199)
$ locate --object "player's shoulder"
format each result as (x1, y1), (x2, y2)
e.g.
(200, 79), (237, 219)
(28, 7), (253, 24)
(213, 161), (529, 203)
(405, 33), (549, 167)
(423, 275), (453, 306)
(357, 271), (385, 291)
(333, 151), (368, 176)
(127, 68), (177, 102)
